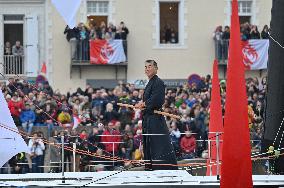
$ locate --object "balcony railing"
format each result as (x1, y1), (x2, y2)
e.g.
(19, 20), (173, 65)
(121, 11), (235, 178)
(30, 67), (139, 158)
(70, 39), (128, 79)
(214, 39), (229, 64)
(71, 40), (127, 62)
(3, 55), (25, 75)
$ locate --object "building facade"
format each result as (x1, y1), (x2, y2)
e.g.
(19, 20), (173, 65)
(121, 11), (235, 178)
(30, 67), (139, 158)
(0, 0), (272, 92)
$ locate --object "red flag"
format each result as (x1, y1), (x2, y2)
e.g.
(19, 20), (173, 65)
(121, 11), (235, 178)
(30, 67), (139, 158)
(206, 59), (223, 176)
(41, 62), (47, 75)
(220, 0), (253, 187)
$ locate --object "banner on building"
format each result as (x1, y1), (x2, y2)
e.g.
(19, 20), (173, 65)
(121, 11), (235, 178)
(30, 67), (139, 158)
(90, 40), (126, 64)
(242, 39), (269, 70)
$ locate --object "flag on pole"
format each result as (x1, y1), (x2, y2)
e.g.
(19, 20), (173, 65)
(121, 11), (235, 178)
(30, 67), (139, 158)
(206, 59), (223, 176)
(0, 90), (29, 167)
(51, 0), (82, 28)
(220, 0), (253, 187)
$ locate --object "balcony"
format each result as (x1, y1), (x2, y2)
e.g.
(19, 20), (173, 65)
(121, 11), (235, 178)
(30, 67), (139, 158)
(3, 55), (25, 76)
(70, 40), (128, 79)
(214, 39), (229, 65)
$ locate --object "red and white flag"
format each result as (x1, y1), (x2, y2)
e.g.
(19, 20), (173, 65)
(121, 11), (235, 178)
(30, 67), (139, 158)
(242, 39), (269, 70)
(90, 40), (126, 64)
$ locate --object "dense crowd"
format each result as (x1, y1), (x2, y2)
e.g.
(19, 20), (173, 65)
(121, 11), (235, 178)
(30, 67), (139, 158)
(0, 74), (266, 173)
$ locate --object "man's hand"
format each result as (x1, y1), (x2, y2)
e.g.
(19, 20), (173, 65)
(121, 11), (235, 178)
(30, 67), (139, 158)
(135, 101), (145, 109)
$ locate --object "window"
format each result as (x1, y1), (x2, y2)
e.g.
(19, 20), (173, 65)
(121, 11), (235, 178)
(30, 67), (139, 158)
(230, 0), (253, 24)
(154, 0), (186, 48)
(159, 2), (179, 44)
(87, 1), (109, 15)
(238, 1), (252, 15)
(4, 15), (24, 21)
(87, 1), (109, 28)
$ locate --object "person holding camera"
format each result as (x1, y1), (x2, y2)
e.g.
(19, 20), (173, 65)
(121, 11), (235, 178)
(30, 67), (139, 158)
(28, 132), (45, 173)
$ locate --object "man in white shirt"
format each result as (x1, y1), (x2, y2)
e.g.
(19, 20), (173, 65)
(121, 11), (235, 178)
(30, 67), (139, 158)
(28, 132), (45, 173)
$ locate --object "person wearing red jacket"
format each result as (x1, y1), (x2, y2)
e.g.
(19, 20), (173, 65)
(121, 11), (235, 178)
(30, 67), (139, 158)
(101, 122), (122, 155)
(8, 94), (24, 126)
(180, 131), (196, 159)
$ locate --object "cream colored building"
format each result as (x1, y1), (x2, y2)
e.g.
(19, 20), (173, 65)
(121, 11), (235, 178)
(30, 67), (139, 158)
(0, 0), (272, 93)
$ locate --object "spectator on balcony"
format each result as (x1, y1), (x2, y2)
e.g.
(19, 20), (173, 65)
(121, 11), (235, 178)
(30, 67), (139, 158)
(250, 25), (260, 39)
(89, 21), (97, 40)
(222, 26), (230, 40)
(213, 26), (223, 61)
(4, 41), (12, 55)
(107, 22), (116, 39)
(12, 41), (24, 56)
(169, 27), (178, 44)
(170, 32), (178, 44)
(20, 103), (36, 135)
(96, 21), (107, 39)
(78, 23), (90, 61)
(241, 22), (251, 40)
(222, 26), (230, 60)
(64, 25), (79, 60)
(114, 25), (127, 40)
(105, 32), (112, 41)
(163, 24), (172, 43)
(120, 21), (129, 39)
(261, 25), (269, 39)
(180, 130), (196, 159)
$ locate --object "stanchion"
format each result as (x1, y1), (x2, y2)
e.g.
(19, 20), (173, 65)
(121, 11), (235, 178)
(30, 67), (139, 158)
(73, 142), (76, 172)
(216, 132), (220, 180)
(112, 142), (115, 167)
(61, 136), (65, 183)
(208, 139), (212, 176)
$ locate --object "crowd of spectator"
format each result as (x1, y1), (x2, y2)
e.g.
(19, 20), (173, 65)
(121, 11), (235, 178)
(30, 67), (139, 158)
(64, 20), (129, 61)
(160, 24), (178, 44)
(0, 74), (266, 173)
(4, 40), (24, 56)
(213, 23), (270, 61)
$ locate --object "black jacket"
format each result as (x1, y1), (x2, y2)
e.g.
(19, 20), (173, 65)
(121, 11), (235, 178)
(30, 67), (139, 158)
(64, 26), (79, 41)
(142, 75), (178, 170)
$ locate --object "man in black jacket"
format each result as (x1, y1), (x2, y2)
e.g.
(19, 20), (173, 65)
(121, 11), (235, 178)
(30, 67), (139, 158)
(135, 60), (177, 170)
(64, 25), (79, 60)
